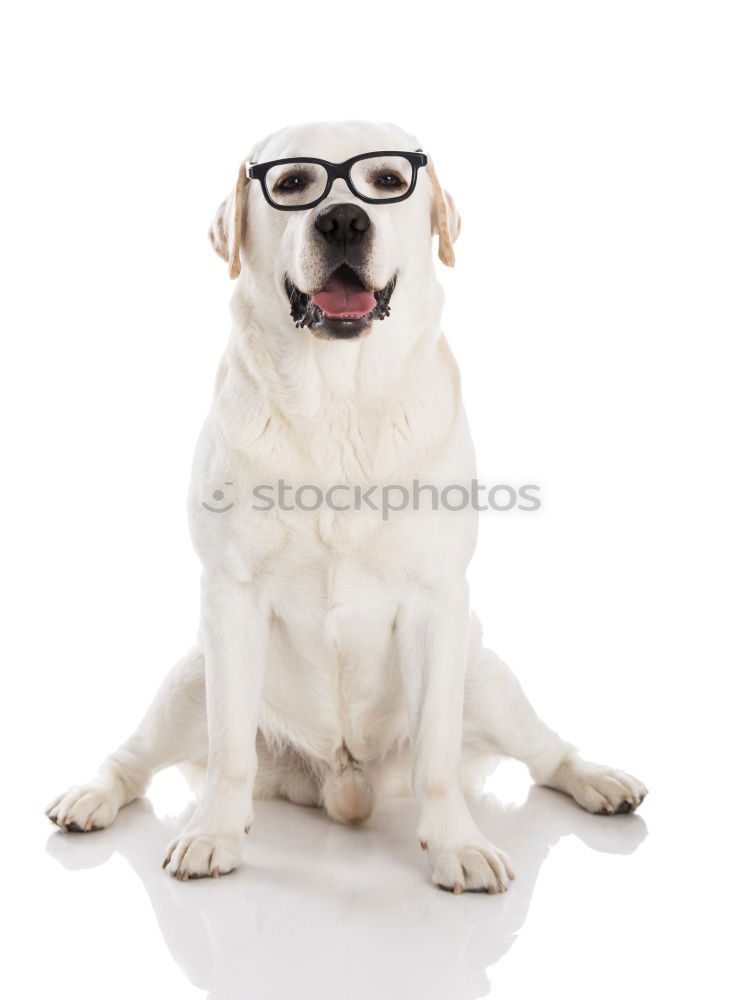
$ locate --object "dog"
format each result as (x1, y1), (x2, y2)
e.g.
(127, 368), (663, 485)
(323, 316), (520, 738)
(46, 121), (647, 893)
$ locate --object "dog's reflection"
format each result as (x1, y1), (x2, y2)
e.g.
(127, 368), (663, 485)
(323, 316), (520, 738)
(46, 785), (646, 1000)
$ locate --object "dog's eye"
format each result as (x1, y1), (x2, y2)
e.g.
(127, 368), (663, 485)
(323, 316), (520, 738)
(373, 172), (404, 190)
(266, 163), (326, 205)
(275, 173), (307, 192)
(349, 156), (413, 201)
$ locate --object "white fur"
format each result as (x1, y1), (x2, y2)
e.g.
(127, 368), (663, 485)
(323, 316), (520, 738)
(47, 121), (647, 892)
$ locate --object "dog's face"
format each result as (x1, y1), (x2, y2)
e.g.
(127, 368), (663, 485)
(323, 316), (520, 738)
(209, 121), (461, 341)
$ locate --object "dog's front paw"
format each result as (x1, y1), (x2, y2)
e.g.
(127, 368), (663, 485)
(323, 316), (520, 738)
(45, 783), (121, 832)
(163, 830), (243, 880)
(552, 757), (648, 815)
(423, 838), (515, 895)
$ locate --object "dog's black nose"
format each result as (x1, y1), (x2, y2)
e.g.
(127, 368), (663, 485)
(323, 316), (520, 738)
(315, 203), (371, 248)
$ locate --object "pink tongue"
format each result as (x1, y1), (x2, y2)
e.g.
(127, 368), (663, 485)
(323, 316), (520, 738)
(311, 275), (376, 318)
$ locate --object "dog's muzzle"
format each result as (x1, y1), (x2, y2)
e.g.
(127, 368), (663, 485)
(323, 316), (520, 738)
(285, 202), (396, 340)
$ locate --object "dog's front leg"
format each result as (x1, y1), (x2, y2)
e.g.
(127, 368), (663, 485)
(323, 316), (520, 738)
(397, 580), (514, 894)
(163, 575), (269, 880)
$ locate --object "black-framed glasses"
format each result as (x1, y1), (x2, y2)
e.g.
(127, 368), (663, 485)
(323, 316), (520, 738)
(247, 151), (428, 211)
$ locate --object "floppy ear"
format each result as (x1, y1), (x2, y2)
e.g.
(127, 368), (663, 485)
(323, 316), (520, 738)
(208, 160), (248, 279)
(427, 160), (462, 267)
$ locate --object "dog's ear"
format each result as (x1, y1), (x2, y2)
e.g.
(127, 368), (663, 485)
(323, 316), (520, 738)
(208, 160), (248, 279)
(427, 160), (461, 267)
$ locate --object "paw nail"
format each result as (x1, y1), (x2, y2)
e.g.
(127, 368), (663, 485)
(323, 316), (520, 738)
(453, 882), (463, 895)
(420, 840), (428, 851)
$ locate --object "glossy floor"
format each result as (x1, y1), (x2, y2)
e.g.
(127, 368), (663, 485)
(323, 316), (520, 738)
(27, 759), (732, 1000)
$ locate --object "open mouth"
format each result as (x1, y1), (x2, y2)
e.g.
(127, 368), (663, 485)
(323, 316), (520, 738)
(285, 264), (396, 340)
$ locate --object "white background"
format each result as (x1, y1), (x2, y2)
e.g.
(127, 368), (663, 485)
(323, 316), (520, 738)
(3, 2), (742, 998)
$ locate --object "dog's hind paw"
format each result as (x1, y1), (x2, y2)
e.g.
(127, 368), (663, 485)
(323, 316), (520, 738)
(549, 756), (648, 815)
(45, 782), (122, 832)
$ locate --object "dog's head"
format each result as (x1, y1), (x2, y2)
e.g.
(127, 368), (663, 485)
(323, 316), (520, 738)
(209, 121), (460, 341)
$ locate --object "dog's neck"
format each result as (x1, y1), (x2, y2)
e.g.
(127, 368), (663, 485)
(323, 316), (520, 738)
(231, 272), (447, 404)
(212, 275), (462, 478)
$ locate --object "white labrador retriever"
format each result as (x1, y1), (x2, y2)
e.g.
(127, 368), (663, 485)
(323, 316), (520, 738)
(47, 121), (646, 893)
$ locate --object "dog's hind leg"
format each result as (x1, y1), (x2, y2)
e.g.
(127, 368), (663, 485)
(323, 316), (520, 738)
(46, 646), (208, 832)
(253, 733), (323, 809)
(461, 617), (648, 815)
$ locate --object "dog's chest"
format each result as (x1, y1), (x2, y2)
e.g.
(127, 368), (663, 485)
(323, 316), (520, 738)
(254, 512), (409, 761)
(196, 348), (470, 760)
